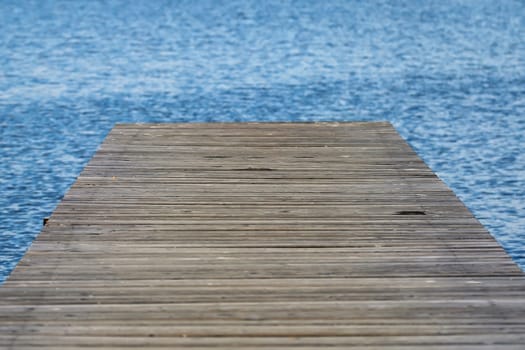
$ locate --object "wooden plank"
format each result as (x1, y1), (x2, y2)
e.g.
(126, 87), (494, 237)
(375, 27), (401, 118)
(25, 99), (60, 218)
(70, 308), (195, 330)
(1, 122), (524, 349)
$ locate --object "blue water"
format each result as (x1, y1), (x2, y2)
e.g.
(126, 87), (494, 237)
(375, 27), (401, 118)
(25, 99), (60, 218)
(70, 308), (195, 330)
(1, 0), (524, 282)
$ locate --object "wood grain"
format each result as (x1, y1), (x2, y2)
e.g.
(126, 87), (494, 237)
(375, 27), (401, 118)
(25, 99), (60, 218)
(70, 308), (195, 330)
(1, 122), (524, 349)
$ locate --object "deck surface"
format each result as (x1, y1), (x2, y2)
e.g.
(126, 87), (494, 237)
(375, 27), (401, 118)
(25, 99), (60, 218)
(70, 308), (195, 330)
(1, 122), (524, 349)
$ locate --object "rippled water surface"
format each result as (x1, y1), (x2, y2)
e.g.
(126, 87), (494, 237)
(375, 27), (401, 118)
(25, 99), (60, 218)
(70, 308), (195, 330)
(1, 0), (524, 281)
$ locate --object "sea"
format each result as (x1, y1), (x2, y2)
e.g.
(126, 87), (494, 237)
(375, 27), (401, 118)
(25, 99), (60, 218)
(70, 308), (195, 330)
(1, 0), (524, 282)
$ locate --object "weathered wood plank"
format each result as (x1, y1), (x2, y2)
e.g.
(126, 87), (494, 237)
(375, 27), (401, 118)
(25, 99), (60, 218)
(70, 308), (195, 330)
(0, 122), (524, 349)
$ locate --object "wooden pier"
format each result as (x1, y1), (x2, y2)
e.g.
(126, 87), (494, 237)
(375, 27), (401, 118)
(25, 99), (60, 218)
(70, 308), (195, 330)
(1, 122), (524, 349)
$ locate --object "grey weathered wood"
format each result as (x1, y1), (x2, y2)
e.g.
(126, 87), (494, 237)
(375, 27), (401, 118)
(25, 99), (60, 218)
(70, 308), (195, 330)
(1, 122), (524, 349)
